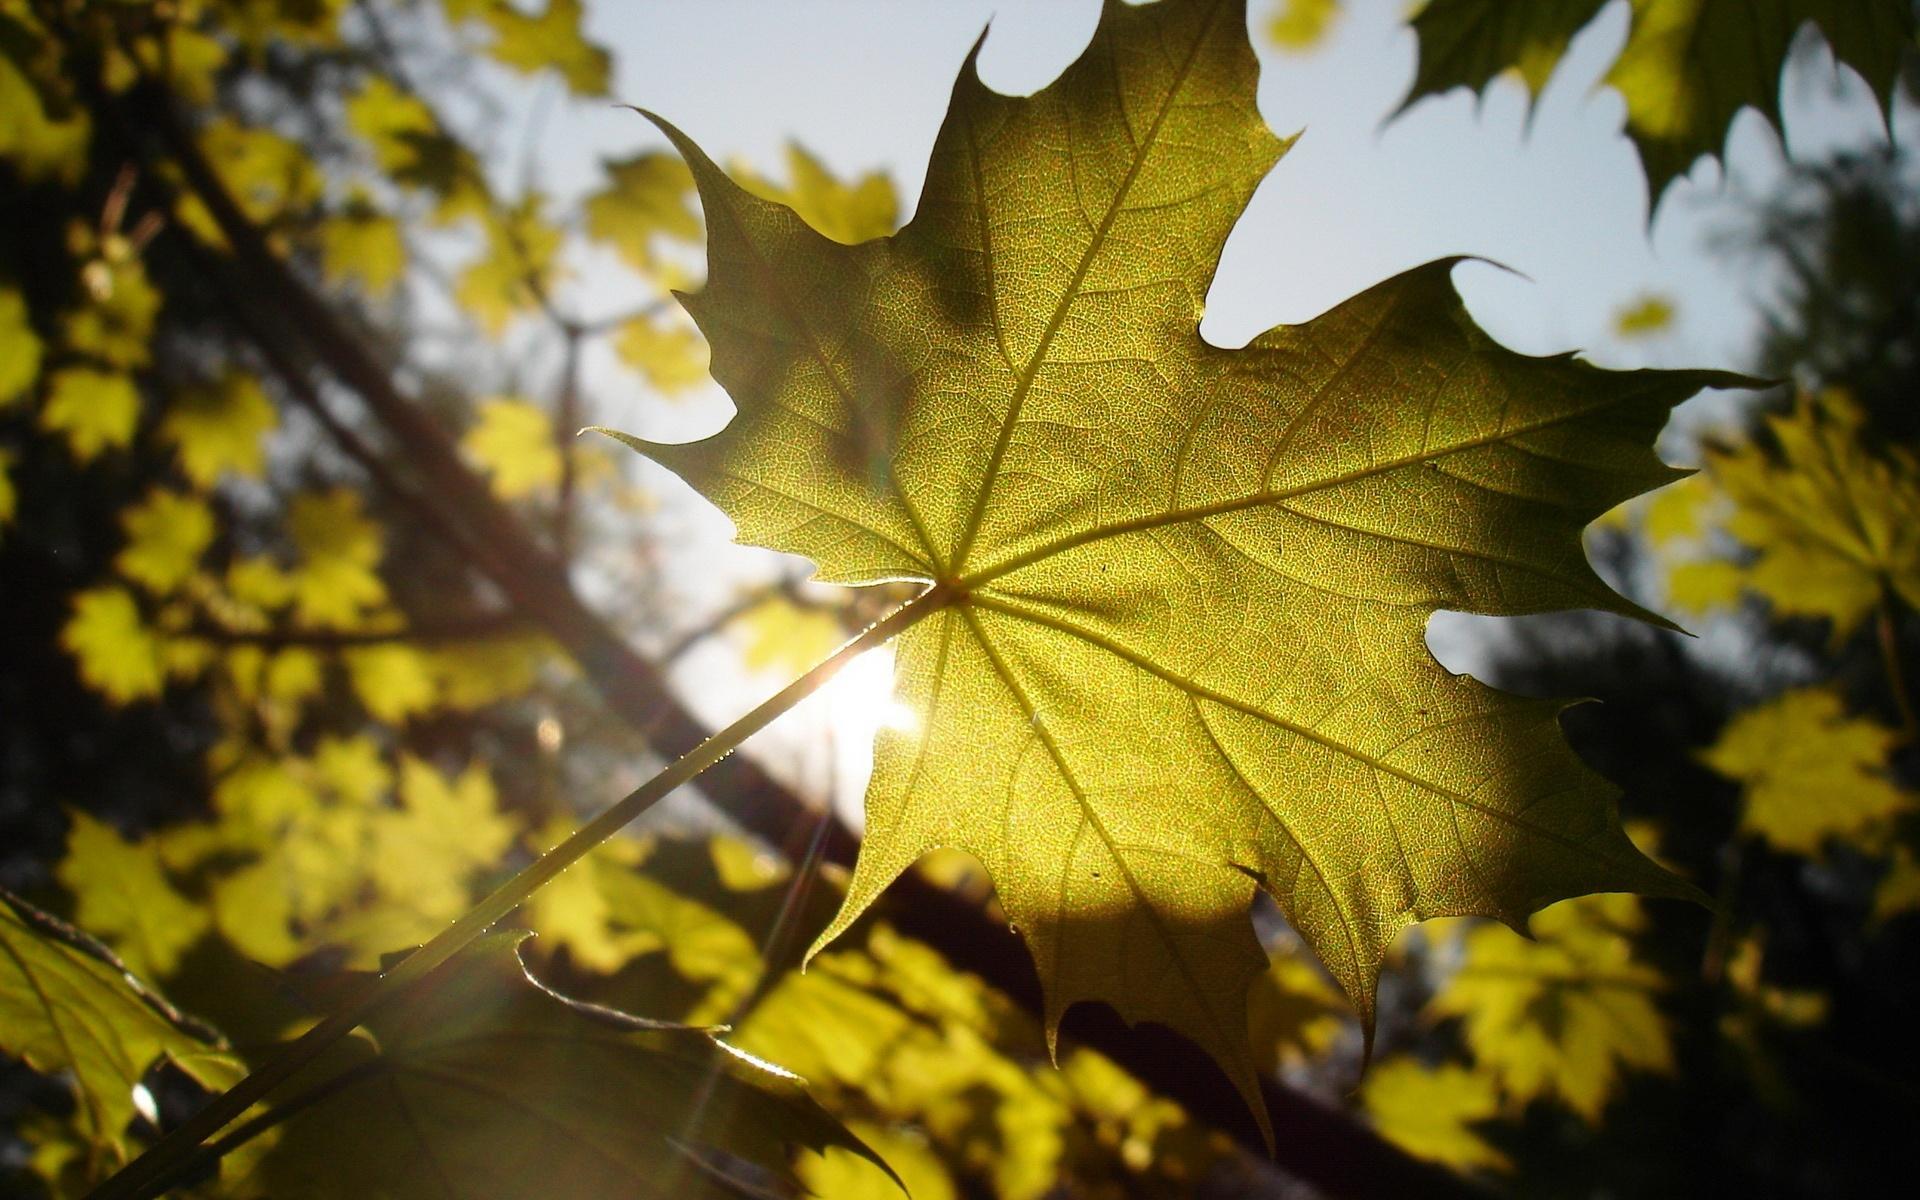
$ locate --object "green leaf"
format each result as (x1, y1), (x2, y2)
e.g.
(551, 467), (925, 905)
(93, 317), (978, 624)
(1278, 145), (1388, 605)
(1401, 0), (1916, 212)
(0, 889), (237, 1172)
(115, 488), (215, 595)
(159, 370), (278, 488)
(0, 283), (44, 405)
(584, 151), (699, 272)
(607, 0), (1737, 1130)
(463, 396), (563, 499)
(455, 0), (610, 97)
(1701, 687), (1911, 856)
(61, 585), (166, 704)
(733, 142), (898, 246)
(233, 932), (893, 1199)
(1362, 1058), (1513, 1174)
(1427, 892), (1674, 1122)
(40, 367), (139, 462)
(57, 811), (209, 981)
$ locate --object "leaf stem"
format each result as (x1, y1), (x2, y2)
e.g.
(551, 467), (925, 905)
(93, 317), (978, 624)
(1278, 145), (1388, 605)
(87, 587), (949, 1200)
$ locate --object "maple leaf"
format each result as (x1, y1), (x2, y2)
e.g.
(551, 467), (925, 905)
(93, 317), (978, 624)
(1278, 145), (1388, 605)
(607, 0), (1739, 1127)
(230, 933), (891, 1199)
(40, 367), (139, 462)
(159, 370), (278, 487)
(1701, 389), (1920, 639)
(0, 285), (43, 405)
(1361, 1058), (1512, 1174)
(1401, 0), (1915, 213)
(1700, 687), (1911, 856)
(1427, 892), (1673, 1122)
(464, 396), (564, 498)
(57, 810), (209, 981)
(0, 890), (238, 1171)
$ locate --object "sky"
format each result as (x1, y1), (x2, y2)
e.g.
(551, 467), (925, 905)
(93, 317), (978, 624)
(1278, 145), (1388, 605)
(473, 0), (1913, 821)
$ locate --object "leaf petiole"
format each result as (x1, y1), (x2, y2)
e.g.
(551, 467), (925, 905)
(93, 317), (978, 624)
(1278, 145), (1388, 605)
(87, 585), (950, 1200)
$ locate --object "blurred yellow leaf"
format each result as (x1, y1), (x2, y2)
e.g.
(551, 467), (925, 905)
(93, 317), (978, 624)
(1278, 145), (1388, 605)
(287, 488), (387, 628)
(710, 834), (792, 891)
(372, 757), (517, 922)
(463, 397), (562, 498)
(734, 143), (898, 245)
(312, 735), (392, 807)
(175, 119), (322, 246)
(316, 197), (406, 299)
(432, 632), (550, 709)
(60, 241), (160, 371)
(459, 0), (610, 96)
(1267, 0), (1341, 52)
(1362, 1059), (1512, 1173)
(1700, 687), (1910, 856)
(57, 811), (207, 980)
(0, 285), (43, 405)
(116, 489), (214, 595)
(1429, 893), (1671, 1123)
(160, 370), (278, 487)
(1710, 390), (1920, 639)
(1666, 558), (1745, 614)
(61, 586), (165, 704)
(40, 368), (139, 462)
(456, 198), (562, 337)
(1246, 951), (1346, 1074)
(613, 315), (709, 395)
(1612, 292), (1676, 339)
(735, 593), (843, 676)
(345, 643), (437, 723)
(1875, 847), (1920, 922)
(0, 54), (89, 184)
(584, 152), (699, 271)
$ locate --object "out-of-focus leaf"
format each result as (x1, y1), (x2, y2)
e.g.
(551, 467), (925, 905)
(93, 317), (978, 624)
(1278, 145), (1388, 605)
(62, 586), (165, 704)
(456, 0), (610, 97)
(370, 757), (517, 924)
(0, 284), (43, 404)
(316, 196), (407, 299)
(1428, 893), (1672, 1122)
(40, 368), (139, 462)
(1875, 847), (1920, 921)
(734, 592), (843, 676)
(1361, 1058), (1512, 1173)
(1267, 0), (1342, 52)
(431, 631), (551, 710)
(1701, 687), (1910, 855)
(345, 643), (438, 723)
(463, 397), (562, 498)
(233, 932), (892, 1199)
(585, 151), (699, 271)
(0, 52), (88, 183)
(60, 232), (160, 371)
(57, 811), (208, 981)
(160, 370), (277, 487)
(1707, 390), (1920, 639)
(613, 315), (709, 395)
(456, 198), (562, 337)
(1246, 951), (1347, 1073)
(116, 488), (214, 595)
(0, 890), (237, 1171)
(286, 488), (387, 628)
(175, 119), (323, 247)
(733, 142), (897, 245)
